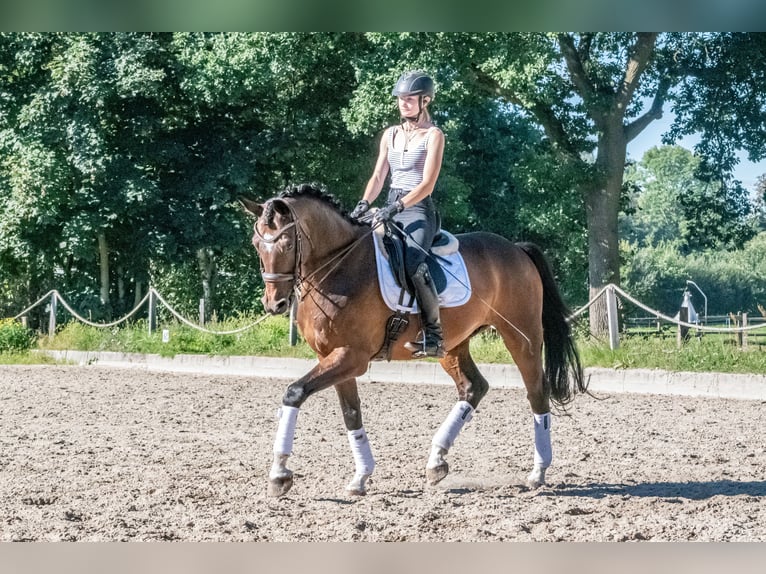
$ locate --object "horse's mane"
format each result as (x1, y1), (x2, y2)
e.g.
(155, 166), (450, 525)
(272, 183), (366, 227)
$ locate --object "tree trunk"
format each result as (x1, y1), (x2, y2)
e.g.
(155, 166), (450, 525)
(97, 231), (111, 318)
(587, 124), (626, 336)
(134, 280), (143, 309)
(197, 248), (216, 322)
(117, 264), (125, 312)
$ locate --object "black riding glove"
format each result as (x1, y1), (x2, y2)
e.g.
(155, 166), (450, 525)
(349, 199), (370, 220)
(372, 200), (404, 226)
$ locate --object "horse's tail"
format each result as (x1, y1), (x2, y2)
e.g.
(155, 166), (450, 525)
(518, 242), (587, 409)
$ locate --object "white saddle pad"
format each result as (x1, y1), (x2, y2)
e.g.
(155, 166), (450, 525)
(373, 234), (472, 313)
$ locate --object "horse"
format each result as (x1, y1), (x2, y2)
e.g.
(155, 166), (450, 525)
(240, 183), (586, 497)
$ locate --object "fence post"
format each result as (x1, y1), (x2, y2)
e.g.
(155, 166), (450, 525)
(677, 306), (689, 348)
(289, 298), (298, 346)
(48, 292), (57, 340)
(606, 285), (619, 350)
(742, 313), (748, 350)
(148, 289), (157, 335)
(21, 316), (28, 329)
(199, 298), (206, 327)
(735, 312), (742, 348)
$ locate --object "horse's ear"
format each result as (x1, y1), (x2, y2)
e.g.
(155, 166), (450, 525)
(239, 196), (263, 218)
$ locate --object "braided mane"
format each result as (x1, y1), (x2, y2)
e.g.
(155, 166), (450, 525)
(277, 183), (364, 226)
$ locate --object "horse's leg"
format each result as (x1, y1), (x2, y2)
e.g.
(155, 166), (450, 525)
(498, 326), (551, 489)
(334, 380), (375, 495)
(427, 339), (490, 485)
(269, 347), (369, 497)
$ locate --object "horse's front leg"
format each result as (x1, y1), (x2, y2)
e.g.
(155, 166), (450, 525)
(268, 347), (369, 497)
(335, 380), (375, 496)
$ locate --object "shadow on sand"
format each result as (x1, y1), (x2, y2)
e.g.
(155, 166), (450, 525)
(546, 480), (766, 500)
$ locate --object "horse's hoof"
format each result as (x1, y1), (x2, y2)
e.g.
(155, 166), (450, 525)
(526, 466), (546, 489)
(345, 486), (367, 496)
(268, 475), (294, 497)
(426, 462), (449, 486)
(345, 474), (371, 496)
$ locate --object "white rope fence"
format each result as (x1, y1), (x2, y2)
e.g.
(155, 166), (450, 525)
(7, 283), (766, 346)
(12, 288), (271, 337)
(609, 284), (766, 334)
(149, 289), (272, 335)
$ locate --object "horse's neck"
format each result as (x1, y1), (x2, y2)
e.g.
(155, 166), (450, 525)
(298, 208), (369, 270)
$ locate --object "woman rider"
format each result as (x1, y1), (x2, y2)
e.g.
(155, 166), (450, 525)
(350, 70), (445, 358)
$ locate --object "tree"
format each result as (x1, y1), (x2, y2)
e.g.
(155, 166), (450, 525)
(347, 33), (766, 334)
(622, 145), (757, 251)
(1, 33), (372, 320)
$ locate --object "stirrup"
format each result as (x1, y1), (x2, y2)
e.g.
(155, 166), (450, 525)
(404, 338), (445, 358)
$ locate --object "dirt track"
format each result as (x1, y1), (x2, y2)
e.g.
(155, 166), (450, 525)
(1, 364), (765, 541)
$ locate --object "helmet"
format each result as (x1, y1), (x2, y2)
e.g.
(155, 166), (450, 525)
(391, 71), (434, 99)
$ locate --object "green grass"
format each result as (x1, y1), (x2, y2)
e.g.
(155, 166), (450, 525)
(577, 333), (766, 374)
(38, 316), (317, 359)
(2, 316), (765, 374)
(0, 352), (58, 365)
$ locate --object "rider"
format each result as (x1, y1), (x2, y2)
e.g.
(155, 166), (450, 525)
(350, 70), (446, 358)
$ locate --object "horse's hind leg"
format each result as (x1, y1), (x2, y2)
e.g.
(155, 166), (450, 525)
(335, 380), (375, 495)
(497, 325), (551, 489)
(427, 340), (489, 486)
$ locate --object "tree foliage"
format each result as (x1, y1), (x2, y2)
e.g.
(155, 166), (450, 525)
(1, 32), (764, 332)
(622, 145), (757, 252)
(344, 33), (765, 332)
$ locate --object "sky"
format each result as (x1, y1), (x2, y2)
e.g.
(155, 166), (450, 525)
(626, 113), (765, 194)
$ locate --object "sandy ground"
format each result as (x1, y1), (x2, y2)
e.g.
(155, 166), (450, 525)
(1, 364), (765, 542)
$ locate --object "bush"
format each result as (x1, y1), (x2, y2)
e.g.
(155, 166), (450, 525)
(0, 318), (35, 353)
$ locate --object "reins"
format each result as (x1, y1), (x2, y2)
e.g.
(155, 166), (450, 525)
(298, 226), (376, 297)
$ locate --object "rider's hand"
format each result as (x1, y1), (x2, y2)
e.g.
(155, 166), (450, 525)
(372, 200), (404, 226)
(349, 199), (370, 220)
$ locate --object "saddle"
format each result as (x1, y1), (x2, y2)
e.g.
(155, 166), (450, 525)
(375, 221), (459, 295)
(371, 219), (464, 361)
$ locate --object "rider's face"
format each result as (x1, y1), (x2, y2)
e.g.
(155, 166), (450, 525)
(398, 95), (422, 117)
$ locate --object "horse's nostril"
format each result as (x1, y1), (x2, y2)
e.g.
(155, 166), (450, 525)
(273, 299), (289, 315)
(263, 296), (289, 315)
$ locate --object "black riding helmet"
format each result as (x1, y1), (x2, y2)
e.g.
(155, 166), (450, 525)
(391, 71), (435, 99)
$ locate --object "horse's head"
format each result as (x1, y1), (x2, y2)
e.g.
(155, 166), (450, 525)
(241, 196), (298, 315)
(242, 184), (367, 315)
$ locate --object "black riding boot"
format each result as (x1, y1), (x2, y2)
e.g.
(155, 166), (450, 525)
(404, 262), (445, 358)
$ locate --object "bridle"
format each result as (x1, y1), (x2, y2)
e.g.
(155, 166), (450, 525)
(253, 218), (301, 289)
(253, 200), (374, 302)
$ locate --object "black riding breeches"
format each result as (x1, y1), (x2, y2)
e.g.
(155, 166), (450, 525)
(387, 188), (439, 277)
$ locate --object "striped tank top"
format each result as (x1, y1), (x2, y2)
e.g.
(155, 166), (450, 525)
(387, 126), (437, 192)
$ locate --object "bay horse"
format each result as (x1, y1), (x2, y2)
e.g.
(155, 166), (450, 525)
(241, 183), (586, 497)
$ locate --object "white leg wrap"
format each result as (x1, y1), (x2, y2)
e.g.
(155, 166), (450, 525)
(432, 401), (474, 451)
(347, 427), (375, 476)
(533, 412), (552, 468)
(273, 406), (299, 455)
